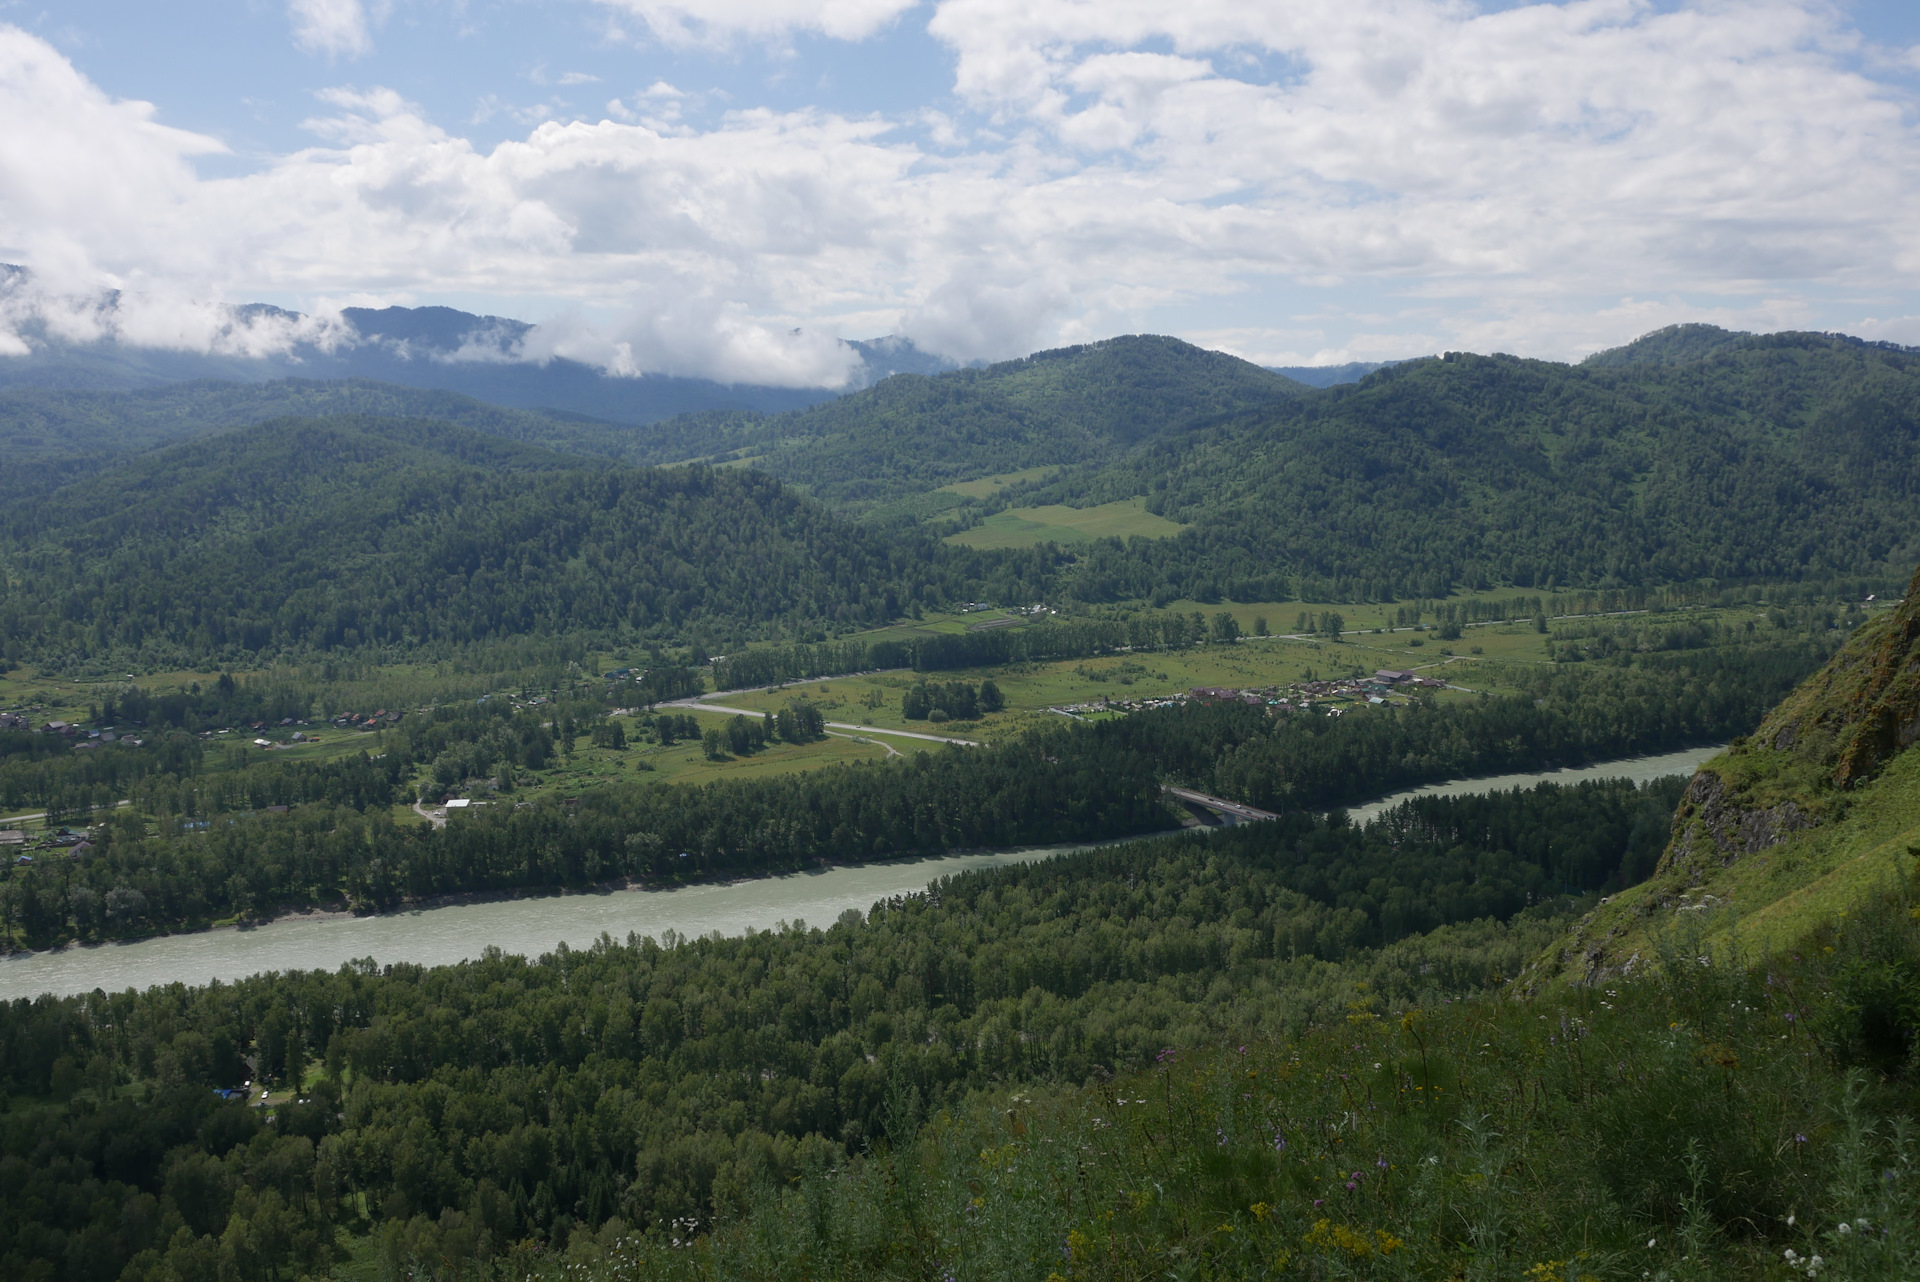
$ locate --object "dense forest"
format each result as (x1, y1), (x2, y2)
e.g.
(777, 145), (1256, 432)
(633, 336), (1302, 511)
(1016, 331), (1920, 602)
(2, 329), (1916, 675)
(0, 417), (1058, 669)
(8, 773), (1919, 1281)
(0, 379), (643, 495)
(3, 327), (1919, 1279)
(0, 774), (1686, 1282)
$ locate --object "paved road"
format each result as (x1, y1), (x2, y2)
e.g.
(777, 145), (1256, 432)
(1161, 785), (1279, 824)
(658, 698), (981, 747)
(2, 799), (132, 826)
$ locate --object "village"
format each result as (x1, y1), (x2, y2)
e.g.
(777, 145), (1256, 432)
(1048, 666), (1452, 719)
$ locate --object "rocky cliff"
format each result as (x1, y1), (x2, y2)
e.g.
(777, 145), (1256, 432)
(1536, 566), (1920, 985)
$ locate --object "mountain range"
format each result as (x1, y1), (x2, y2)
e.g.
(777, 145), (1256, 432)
(4, 319), (1920, 668)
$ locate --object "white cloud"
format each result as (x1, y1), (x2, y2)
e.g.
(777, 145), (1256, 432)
(591, 0), (918, 48)
(3, 2), (1920, 383)
(0, 270), (353, 357)
(288, 0), (374, 58)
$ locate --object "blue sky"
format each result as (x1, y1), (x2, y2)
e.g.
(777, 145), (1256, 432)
(3, 0), (1920, 383)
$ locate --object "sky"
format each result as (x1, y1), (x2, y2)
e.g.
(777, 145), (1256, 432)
(1, 0), (1919, 386)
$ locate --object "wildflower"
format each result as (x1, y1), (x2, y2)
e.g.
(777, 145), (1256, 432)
(1837, 1223), (1851, 1236)
(1647, 1239), (1657, 1249)
(1794, 1134), (1809, 1145)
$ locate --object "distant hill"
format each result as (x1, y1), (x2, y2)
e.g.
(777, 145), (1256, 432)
(0, 416), (1007, 669)
(993, 330), (1920, 600)
(1267, 359), (1402, 387)
(0, 378), (647, 493)
(1582, 322), (1920, 367)
(0, 286), (957, 424)
(1542, 559), (1920, 984)
(634, 334), (1304, 512)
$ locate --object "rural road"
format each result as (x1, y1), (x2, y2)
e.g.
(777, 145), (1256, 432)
(658, 697), (981, 747)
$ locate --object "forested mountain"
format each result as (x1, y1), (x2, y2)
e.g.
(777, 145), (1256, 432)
(0, 379), (646, 493)
(602, 325), (1920, 600)
(0, 417), (1041, 668)
(1009, 328), (1920, 601)
(1267, 358), (1398, 386)
(628, 335), (1304, 507)
(6, 325), (1918, 674)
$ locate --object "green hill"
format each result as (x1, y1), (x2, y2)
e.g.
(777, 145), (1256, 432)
(631, 334), (1303, 511)
(1543, 559), (1920, 983)
(0, 416), (1003, 669)
(1016, 330), (1920, 601)
(0, 378), (643, 492)
(635, 325), (1920, 602)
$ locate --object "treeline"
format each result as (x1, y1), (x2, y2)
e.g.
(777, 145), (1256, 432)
(0, 735), (205, 822)
(900, 680), (1002, 721)
(0, 775), (1684, 1281)
(712, 612), (1243, 689)
(698, 701), (827, 760)
(0, 674), (724, 823)
(1112, 641), (1825, 813)
(0, 722), (1175, 945)
(0, 417), (1060, 670)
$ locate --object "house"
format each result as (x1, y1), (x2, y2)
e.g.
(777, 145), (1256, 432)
(0, 831), (26, 847)
(1374, 670), (1416, 683)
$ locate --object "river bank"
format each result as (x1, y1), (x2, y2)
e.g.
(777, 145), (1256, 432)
(0, 744), (1721, 1000)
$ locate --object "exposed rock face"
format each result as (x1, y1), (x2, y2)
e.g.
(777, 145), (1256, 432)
(1534, 565), (1920, 989)
(1657, 770), (1816, 884)
(1833, 564), (1920, 788)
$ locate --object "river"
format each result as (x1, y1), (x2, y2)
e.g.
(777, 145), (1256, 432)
(0, 744), (1719, 1000)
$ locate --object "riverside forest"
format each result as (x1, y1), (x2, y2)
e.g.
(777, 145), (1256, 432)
(3, 325), (1920, 1281)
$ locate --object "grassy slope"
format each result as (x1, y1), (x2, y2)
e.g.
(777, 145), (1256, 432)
(1542, 565), (1920, 981)
(944, 497), (1186, 549)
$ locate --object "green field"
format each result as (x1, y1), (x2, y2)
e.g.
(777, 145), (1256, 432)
(935, 465), (1062, 500)
(0, 594), (1864, 831)
(944, 497), (1184, 549)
